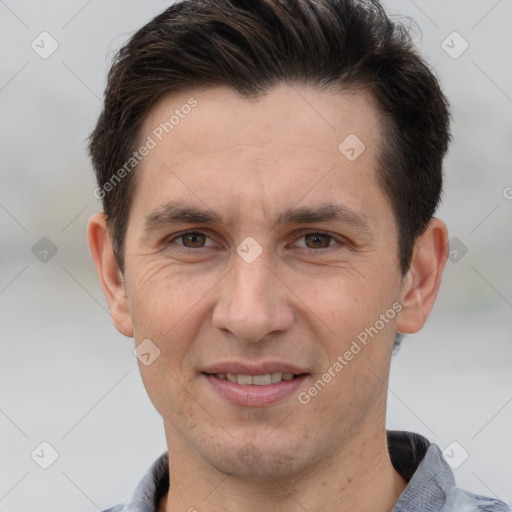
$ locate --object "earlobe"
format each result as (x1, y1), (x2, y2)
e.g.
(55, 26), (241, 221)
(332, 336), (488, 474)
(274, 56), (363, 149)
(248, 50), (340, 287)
(396, 218), (449, 334)
(87, 213), (134, 338)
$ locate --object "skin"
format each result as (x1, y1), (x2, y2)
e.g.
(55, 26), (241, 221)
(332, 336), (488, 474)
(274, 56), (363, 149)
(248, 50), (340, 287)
(88, 83), (449, 512)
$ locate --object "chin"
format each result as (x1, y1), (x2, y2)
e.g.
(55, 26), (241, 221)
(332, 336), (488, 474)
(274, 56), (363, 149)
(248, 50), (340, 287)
(199, 433), (313, 482)
(213, 450), (303, 481)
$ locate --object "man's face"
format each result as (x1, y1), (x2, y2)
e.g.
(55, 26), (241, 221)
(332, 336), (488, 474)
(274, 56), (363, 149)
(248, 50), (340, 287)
(121, 84), (407, 479)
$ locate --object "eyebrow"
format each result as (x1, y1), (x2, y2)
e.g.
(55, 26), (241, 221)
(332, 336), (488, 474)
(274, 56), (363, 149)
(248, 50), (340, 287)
(143, 201), (372, 233)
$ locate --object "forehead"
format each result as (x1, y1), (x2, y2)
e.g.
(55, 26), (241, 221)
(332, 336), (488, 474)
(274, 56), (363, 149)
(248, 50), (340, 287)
(141, 83), (379, 160)
(130, 83), (389, 229)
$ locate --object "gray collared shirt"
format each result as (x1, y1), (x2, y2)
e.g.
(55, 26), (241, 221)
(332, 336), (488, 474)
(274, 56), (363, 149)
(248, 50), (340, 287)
(103, 431), (511, 512)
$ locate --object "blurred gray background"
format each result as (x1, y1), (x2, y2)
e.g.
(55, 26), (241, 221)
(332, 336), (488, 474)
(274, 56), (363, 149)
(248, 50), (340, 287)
(0, 0), (511, 510)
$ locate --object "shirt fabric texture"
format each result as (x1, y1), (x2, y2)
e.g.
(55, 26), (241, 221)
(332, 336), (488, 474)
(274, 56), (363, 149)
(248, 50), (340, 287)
(103, 431), (511, 512)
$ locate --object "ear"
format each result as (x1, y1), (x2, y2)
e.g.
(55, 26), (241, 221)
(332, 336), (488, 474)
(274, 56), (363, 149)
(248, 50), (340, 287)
(396, 218), (449, 334)
(87, 212), (133, 337)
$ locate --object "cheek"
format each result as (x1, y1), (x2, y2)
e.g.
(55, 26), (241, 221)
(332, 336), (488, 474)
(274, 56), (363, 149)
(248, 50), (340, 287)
(127, 263), (209, 415)
(292, 265), (398, 335)
(126, 261), (227, 401)
(127, 260), (213, 339)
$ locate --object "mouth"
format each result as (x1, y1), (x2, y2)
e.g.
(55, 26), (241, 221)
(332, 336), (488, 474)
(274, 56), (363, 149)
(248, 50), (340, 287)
(203, 372), (303, 386)
(201, 370), (309, 406)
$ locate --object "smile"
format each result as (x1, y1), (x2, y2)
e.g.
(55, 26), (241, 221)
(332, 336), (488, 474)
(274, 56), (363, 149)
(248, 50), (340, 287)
(202, 372), (309, 406)
(208, 372), (298, 385)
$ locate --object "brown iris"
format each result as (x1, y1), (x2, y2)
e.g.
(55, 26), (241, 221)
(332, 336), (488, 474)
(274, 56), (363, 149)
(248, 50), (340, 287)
(304, 233), (331, 249)
(181, 232), (206, 248)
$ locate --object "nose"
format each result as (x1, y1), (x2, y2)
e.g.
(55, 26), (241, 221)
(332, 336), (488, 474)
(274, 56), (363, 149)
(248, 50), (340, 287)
(211, 252), (294, 344)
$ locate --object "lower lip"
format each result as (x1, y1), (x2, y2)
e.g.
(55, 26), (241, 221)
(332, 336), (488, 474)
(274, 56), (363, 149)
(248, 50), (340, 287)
(203, 373), (309, 407)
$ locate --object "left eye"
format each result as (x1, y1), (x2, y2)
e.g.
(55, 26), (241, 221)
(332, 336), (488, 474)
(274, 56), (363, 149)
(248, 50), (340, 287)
(170, 232), (215, 248)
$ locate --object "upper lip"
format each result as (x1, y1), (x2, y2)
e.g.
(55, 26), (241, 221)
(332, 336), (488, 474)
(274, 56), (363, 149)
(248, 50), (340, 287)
(202, 362), (308, 376)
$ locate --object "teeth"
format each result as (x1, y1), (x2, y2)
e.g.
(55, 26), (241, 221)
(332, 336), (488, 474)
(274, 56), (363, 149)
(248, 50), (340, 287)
(237, 374), (253, 385)
(214, 372), (297, 385)
(252, 374), (272, 386)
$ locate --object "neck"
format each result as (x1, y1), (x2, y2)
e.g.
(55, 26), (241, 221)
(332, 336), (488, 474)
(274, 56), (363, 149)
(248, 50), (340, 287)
(160, 427), (407, 512)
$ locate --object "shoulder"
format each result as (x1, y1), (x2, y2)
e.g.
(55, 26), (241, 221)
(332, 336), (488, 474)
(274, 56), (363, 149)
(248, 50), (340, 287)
(443, 487), (512, 512)
(388, 432), (511, 512)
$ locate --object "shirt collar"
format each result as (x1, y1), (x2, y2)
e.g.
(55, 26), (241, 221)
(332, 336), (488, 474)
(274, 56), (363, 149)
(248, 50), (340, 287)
(388, 431), (455, 512)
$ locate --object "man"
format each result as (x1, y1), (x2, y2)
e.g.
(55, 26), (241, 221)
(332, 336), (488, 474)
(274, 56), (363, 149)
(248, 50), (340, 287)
(86, 1), (511, 511)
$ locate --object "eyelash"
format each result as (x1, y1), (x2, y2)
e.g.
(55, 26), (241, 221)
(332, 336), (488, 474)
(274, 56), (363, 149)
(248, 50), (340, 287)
(165, 230), (345, 252)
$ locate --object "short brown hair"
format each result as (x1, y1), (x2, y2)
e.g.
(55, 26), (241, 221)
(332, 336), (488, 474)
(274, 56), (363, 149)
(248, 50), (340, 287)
(89, 0), (450, 275)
